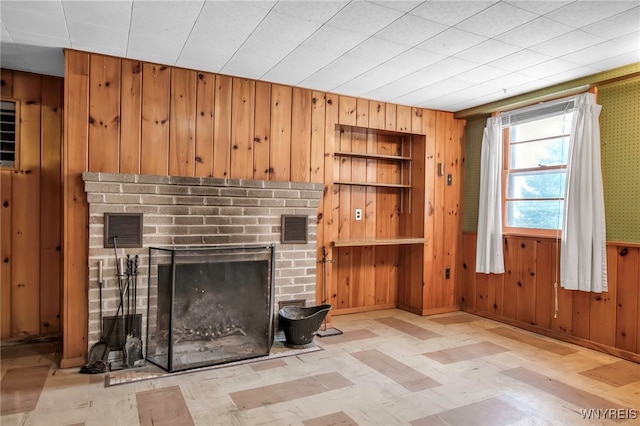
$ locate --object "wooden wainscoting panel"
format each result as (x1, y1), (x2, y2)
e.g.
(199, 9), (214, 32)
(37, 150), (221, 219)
(516, 238), (536, 325)
(589, 245), (617, 347)
(194, 71), (215, 178)
(141, 63), (170, 175)
(213, 75), (232, 178)
(119, 59), (142, 175)
(1, 171), (12, 338)
(230, 77), (255, 180)
(502, 237), (518, 320)
(269, 84), (292, 181)
(169, 68), (197, 177)
(88, 55), (120, 173)
(615, 246), (638, 352)
(253, 82), (271, 181)
(309, 91), (325, 184)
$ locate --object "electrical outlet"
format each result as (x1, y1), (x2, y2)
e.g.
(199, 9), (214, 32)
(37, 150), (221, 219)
(445, 268), (450, 279)
(355, 209), (362, 221)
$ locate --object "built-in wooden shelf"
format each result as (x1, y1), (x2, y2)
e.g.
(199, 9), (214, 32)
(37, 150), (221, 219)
(334, 151), (412, 162)
(332, 238), (426, 247)
(334, 180), (411, 188)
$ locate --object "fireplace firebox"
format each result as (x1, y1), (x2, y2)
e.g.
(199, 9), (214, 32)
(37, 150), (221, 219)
(146, 244), (276, 372)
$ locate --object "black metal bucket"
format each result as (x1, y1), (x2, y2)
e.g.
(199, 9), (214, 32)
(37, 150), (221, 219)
(278, 304), (331, 347)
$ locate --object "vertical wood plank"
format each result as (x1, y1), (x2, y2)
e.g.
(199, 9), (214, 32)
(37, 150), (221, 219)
(290, 87), (311, 183)
(422, 110), (436, 310)
(476, 273), (488, 312)
(442, 113), (457, 307)
(411, 108), (423, 135)
(169, 68), (197, 177)
(323, 94), (338, 311)
(12, 73), (42, 336)
(309, 91), (325, 184)
(88, 55), (120, 173)
(385, 103), (396, 131)
(462, 233), (476, 310)
(336, 247), (350, 309)
(63, 50), (90, 362)
(120, 59), (142, 174)
(39, 76), (62, 334)
(502, 237), (518, 320)
(396, 105), (411, 132)
(350, 128), (366, 240)
(589, 245), (617, 347)
(488, 273), (504, 316)
(369, 101), (385, 130)
(1, 171), (12, 338)
(338, 96), (356, 126)
(350, 246), (365, 308)
(615, 247), (638, 352)
(213, 75), (232, 178)
(195, 72), (215, 178)
(428, 111), (446, 309)
(516, 238), (536, 324)
(1, 69), (13, 97)
(141, 63), (170, 175)
(551, 278), (573, 335)
(356, 98), (368, 128)
(572, 287), (591, 340)
(534, 240), (556, 329)
(269, 84), (292, 181)
(230, 77), (255, 180)
(253, 81), (271, 181)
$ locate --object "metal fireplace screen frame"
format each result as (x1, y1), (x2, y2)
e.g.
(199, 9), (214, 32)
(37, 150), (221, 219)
(146, 244), (276, 373)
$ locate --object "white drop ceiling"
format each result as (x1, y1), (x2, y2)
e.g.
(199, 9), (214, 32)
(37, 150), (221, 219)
(1, 0), (639, 112)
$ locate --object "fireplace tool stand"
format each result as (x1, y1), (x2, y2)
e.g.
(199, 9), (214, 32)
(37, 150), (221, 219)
(316, 246), (342, 337)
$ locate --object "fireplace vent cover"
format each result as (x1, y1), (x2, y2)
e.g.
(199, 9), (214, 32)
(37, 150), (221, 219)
(281, 215), (308, 244)
(104, 213), (143, 248)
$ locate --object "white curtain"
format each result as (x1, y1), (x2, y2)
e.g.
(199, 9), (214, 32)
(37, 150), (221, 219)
(561, 93), (607, 292)
(476, 117), (504, 274)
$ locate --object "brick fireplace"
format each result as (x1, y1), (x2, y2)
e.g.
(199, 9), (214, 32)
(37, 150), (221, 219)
(82, 172), (323, 359)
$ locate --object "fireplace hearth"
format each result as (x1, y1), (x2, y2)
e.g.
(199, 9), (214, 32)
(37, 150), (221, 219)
(146, 244), (275, 372)
(83, 172), (323, 369)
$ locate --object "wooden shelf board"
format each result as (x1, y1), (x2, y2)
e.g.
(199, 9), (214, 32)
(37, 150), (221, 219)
(332, 238), (426, 247)
(334, 180), (411, 188)
(334, 151), (412, 161)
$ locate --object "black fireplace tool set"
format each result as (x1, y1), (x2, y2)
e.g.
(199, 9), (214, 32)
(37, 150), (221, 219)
(81, 237), (143, 374)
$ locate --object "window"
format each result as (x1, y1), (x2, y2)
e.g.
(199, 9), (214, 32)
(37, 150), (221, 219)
(502, 97), (576, 235)
(0, 100), (18, 168)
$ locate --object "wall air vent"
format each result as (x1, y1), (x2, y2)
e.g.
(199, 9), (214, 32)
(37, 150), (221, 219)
(281, 215), (308, 244)
(104, 213), (143, 248)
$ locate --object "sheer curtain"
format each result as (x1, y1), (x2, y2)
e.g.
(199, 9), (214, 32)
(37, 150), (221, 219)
(476, 116), (504, 274)
(561, 93), (607, 292)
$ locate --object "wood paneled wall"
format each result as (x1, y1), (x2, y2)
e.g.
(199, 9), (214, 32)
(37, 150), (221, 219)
(62, 50), (465, 366)
(0, 69), (63, 339)
(462, 233), (640, 362)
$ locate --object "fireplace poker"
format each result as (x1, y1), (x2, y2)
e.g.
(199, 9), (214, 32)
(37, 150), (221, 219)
(315, 246), (342, 337)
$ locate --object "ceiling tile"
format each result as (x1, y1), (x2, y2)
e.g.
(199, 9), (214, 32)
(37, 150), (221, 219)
(456, 2), (538, 38)
(127, 49), (177, 68)
(263, 26), (370, 84)
(127, 32), (184, 60)
(529, 30), (606, 57)
(2, 1), (64, 18)
(519, 58), (589, 79)
(417, 27), (486, 56)
(300, 52), (384, 91)
(455, 65), (511, 85)
(1, 21), (13, 42)
(129, 1), (203, 39)
(581, 7), (640, 39)
(563, 41), (635, 67)
(494, 17), (574, 48)
(487, 72), (540, 91)
(545, 1), (639, 29)
(374, 14), (448, 47)
(272, 1), (348, 23)
(410, 1), (498, 26)
(176, 41), (228, 73)
(489, 49), (554, 72)
(62, 0), (132, 30)
(588, 51), (640, 72)
(503, 1), (572, 15)
(72, 42), (126, 59)
(1, 6), (68, 39)
(610, 31), (640, 49)
(0, 43), (64, 77)
(368, 1), (423, 13)
(327, 1), (404, 35)
(67, 20), (128, 51)
(455, 39), (521, 64)
(543, 65), (598, 84)
(222, 11), (323, 79)
(7, 29), (70, 48)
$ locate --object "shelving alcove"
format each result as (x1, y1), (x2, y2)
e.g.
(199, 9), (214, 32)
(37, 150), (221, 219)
(328, 123), (427, 315)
